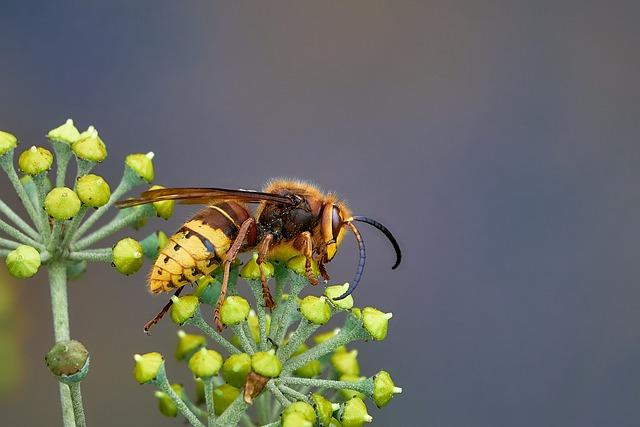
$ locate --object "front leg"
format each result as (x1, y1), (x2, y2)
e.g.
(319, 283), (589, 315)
(298, 231), (319, 285)
(256, 233), (276, 310)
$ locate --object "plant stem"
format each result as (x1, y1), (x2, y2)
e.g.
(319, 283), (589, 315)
(0, 156), (46, 235)
(280, 376), (374, 394)
(68, 249), (112, 263)
(204, 378), (216, 426)
(61, 206), (89, 248)
(270, 274), (307, 345)
(0, 198), (39, 240)
(48, 261), (76, 427)
(276, 319), (319, 362)
(277, 383), (310, 403)
(248, 280), (268, 351)
(266, 380), (290, 407)
(189, 311), (241, 355)
(155, 367), (204, 427)
(72, 204), (153, 250)
(0, 217), (43, 249)
(214, 391), (250, 427)
(51, 140), (73, 188)
(69, 382), (87, 427)
(0, 237), (20, 249)
(230, 324), (256, 354)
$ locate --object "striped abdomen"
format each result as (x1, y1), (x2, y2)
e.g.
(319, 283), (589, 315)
(149, 202), (253, 294)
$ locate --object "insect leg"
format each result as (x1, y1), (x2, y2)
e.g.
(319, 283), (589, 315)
(256, 233), (276, 310)
(315, 245), (331, 282)
(300, 231), (319, 285)
(143, 286), (184, 334)
(214, 217), (256, 331)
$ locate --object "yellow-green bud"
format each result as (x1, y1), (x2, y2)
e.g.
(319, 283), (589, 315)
(212, 384), (240, 415)
(148, 185), (174, 219)
(295, 359), (322, 378)
(45, 340), (89, 383)
(75, 174), (111, 208)
(47, 119), (80, 144)
(330, 418), (344, 427)
(314, 328), (341, 345)
(339, 374), (365, 400)
(372, 370), (402, 408)
(175, 330), (206, 360)
(5, 245), (41, 279)
(331, 349), (359, 376)
(240, 252), (274, 280)
(125, 152), (155, 182)
(341, 397), (372, 427)
(112, 238), (143, 275)
(221, 353), (252, 388)
(0, 130), (17, 156)
(133, 352), (163, 383)
(44, 187), (81, 220)
(72, 127), (107, 162)
(325, 283), (354, 309)
(220, 295), (250, 325)
(286, 254), (319, 278)
(362, 307), (392, 341)
(18, 146), (53, 175)
(351, 307), (362, 320)
(282, 401), (316, 426)
(158, 230), (169, 249)
(170, 295), (199, 325)
(188, 347), (223, 379)
(251, 349), (282, 378)
(312, 393), (338, 427)
(299, 295), (331, 325)
(154, 383), (184, 417)
(247, 310), (271, 342)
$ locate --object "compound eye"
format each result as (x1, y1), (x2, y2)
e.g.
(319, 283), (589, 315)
(331, 206), (343, 239)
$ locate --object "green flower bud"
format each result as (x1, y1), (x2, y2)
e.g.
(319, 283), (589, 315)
(47, 119), (80, 144)
(351, 307), (362, 320)
(45, 340), (90, 384)
(18, 146), (53, 175)
(133, 352), (163, 384)
(331, 349), (360, 376)
(314, 328), (341, 345)
(325, 283), (354, 309)
(299, 295), (331, 325)
(330, 418), (344, 427)
(75, 174), (111, 208)
(175, 330), (206, 360)
(212, 384), (240, 415)
(44, 187), (81, 220)
(220, 295), (250, 325)
(240, 252), (274, 280)
(112, 237), (143, 275)
(286, 255), (319, 278)
(372, 370), (402, 408)
(145, 185), (174, 219)
(312, 393), (338, 427)
(247, 310), (271, 342)
(0, 130), (17, 156)
(72, 126), (107, 162)
(282, 401), (317, 426)
(362, 307), (392, 341)
(339, 374), (365, 400)
(170, 295), (199, 325)
(188, 347), (223, 379)
(295, 359), (322, 378)
(282, 412), (314, 427)
(251, 349), (282, 378)
(154, 383), (184, 417)
(221, 353), (252, 388)
(341, 397), (372, 427)
(5, 245), (41, 279)
(125, 152), (155, 182)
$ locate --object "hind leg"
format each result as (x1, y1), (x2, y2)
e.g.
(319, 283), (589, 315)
(256, 233), (276, 310)
(143, 287), (184, 334)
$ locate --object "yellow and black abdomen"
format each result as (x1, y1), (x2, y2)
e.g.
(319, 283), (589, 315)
(149, 202), (251, 294)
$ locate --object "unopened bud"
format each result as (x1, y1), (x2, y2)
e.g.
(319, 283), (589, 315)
(5, 245), (41, 279)
(133, 352), (163, 384)
(188, 347), (223, 379)
(221, 353), (252, 388)
(47, 119), (80, 144)
(286, 254), (319, 279)
(148, 185), (175, 219)
(339, 374), (365, 400)
(45, 340), (90, 384)
(18, 146), (53, 175)
(112, 237), (143, 275)
(341, 397), (372, 427)
(154, 383), (184, 417)
(362, 307), (392, 341)
(72, 127), (107, 162)
(331, 349), (359, 376)
(220, 295), (250, 325)
(240, 252), (274, 280)
(174, 330), (206, 360)
(0, 130), (17, 156)
(372, 370), (402, 408)
(125, 152), (154, 182)
(282, 401), (317, 426)
(312, 393), (335, 427)
(169, 295), (199, 325)
(44, 187), (81, 220)
(325, 283), (354, 309)
(75, 174), (111, 208)
(299, 295), (331, 325)
(251, 349), (282, 378)
(212, 384), (240, 415)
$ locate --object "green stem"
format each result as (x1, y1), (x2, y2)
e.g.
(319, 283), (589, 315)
(188, 311), (241, 355)
(255, 392), (270, 425)
(61, 206), (89, 248)
(47, 220), (63, 252)
(276, 319), (319, 362)
(204, 378), (216, 426)
(0, 156), (46, 235)
(0, 248), (10, 257)
(51, 140), (73, 188)
(248, 280), (268, 351)
(0, 198), (39, 240)
(72, 204), (154, 250)
(214, 391), (250, 427)
(230, 323), (256, 354)
(270, 274), (307, 345)
(0, 217), (43, 249)
(279, 376), (373, 395)
(33, 173), (52, 239)
(68, 249), (112, 263)
(48, 262), (76, 427)
(260, 422), (281, 427)
(266, 380), (290, 407)
(155, 367), (204, 427)
(0, 237), (20, 249)
(69, 382), (87, 427)
(277, 383), (311, 403)
(240, 413), (257, 427)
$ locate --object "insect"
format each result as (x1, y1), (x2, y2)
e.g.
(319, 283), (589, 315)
(116, 179), (401, 332)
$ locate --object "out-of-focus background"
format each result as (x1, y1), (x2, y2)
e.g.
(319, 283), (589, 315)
(1, 1), (639, 426)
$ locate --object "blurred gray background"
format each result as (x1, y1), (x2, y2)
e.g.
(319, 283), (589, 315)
(1, 1), (639, 426)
